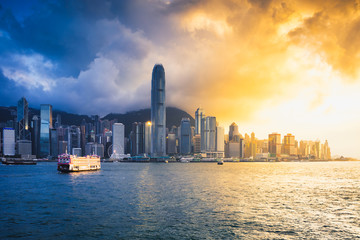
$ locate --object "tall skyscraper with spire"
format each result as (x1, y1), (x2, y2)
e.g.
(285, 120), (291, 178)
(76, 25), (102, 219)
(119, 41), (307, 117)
(151, 64), (166, 157)
(17, 97), (29, 140)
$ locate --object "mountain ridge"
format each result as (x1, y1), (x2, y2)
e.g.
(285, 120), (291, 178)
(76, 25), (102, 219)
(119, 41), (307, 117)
(0, 106), (195, 137)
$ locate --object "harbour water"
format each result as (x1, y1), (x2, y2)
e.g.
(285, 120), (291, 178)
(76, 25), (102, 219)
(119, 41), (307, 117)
(1, 162), (360, 239)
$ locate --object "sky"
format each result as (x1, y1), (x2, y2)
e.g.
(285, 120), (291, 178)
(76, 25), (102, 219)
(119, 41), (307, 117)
(1, 0), (360, 158)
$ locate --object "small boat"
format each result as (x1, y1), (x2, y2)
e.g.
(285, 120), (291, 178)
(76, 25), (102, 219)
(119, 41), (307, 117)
(217, 160), (224, 165)
(180, 157), (193, 163)
(58, 154), (101, 172)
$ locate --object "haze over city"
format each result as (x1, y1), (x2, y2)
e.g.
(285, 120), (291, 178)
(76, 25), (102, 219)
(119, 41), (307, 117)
(1, 0), (360, 158)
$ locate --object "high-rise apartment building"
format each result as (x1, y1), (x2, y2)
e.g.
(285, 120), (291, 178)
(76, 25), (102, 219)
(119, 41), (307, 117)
(151, 64), (166, 157)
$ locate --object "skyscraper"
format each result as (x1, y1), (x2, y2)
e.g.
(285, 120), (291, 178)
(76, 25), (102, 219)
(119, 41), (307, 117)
(283, 133), (295, 155)
(31, 115), (40, 157)
(112, 123), (125, 157)
(205, 116), (216, 152)
(180, 118), (191, 155)
(17, 97), (29, 140)
(40, 104), (52, 157)
(144, 121), (151, 154)
(151, 64), (166, 157)
(195, 108), (205, 135)
(3, 128), (15, 156)
(216, 126), (224, 152)
(268, 133), (281, 157)
(229, 122), (240, 142)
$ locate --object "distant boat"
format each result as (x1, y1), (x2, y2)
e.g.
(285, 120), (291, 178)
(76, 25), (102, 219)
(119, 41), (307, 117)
(2, 157), (36, 165)
(58, 154), (101, 172)
(130, 155), (150, 162)
(180, 157), (193, 163)
(217, 160), (224, 165)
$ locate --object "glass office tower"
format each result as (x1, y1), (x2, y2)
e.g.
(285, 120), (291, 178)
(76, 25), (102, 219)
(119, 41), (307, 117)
(151, 64), (166, 157)
(40, 104), (53, 157)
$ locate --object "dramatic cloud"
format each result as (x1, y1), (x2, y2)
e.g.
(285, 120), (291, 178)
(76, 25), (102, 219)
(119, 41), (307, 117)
(1, 0), (360, 157)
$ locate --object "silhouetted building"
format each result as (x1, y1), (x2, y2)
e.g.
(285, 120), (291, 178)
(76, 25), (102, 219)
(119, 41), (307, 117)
(50, 129), (58, 158)
(31, 115), (40, 157)
(180, 118), (191, 155)
(17, 97), (29, 140)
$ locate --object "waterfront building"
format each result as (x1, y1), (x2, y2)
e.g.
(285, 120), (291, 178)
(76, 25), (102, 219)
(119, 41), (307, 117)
(268, 133), (281, 157)
(80, 119), (87, 155)
(40, 104), (53, 157)
(85, 142), (94, 156)
(72, 148), (82, 156)
(193, 134), (201, 153)
(283, 133), (296, 155)
(130, 122), (144, 156)
(323, 140), (331, 159)
(225, 137), (244, 159)
(226, 142), (240, 158)
(17, 97), (29, 140)
(67, 126), (81, 155)
(31, 115), (40, 157)
(112, 123), (125, 157)
(3, 128), (15, 156)
(151, 64), (166, 157)
(244, 133), (251, 158)
(240, 137), (245, 158)
(314, 141), (321, 159)
(180, 118), (191, 155)
(167, 133), (177, 155)
(50, 128), (58, 158)
(93, 144), (104, 158)
(144, 121), (151, 154)
(58, 141), (68, 155)
(195, 108), (205, 135)
(250, 132), (257, 158)
(16, 140), (32, 155)
(216, 126), (224, 152)
(205, 116), (216, 152)
(200, 117), (207, 152)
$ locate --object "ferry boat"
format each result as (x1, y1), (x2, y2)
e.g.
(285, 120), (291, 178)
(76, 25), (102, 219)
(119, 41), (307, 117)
(57, 154), (101, 172)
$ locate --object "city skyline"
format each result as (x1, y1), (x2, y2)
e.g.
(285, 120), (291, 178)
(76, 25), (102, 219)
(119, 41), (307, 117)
(0, 1), (359, 158)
